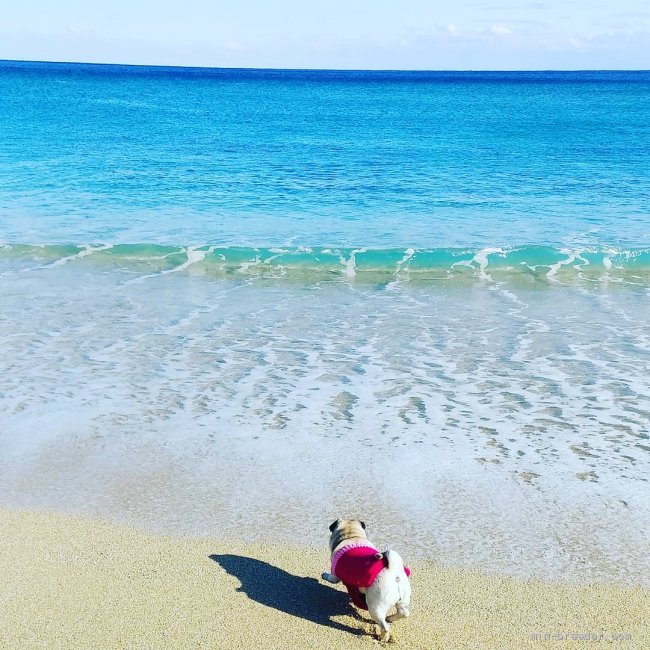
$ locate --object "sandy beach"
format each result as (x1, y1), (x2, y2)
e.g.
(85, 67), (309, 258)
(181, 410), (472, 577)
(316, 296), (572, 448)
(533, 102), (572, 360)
(1, 508), (646, 649)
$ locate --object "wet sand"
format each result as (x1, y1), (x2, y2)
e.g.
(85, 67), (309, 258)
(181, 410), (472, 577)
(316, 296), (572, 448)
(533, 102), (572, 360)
(1, 508), (647, 649)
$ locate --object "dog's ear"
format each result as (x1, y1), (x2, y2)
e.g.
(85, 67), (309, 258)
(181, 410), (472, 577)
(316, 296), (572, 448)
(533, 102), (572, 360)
(329, 519), (340, 532)
(360, 521), (366, 530)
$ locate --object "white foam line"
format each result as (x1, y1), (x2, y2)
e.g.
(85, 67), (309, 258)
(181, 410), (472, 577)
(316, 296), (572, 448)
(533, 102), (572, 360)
(237, 251), (261, 273)
(571, 253), (590, 280)
(259, 252), (288, 277)
(134, 250), (183, 261)
(574, 253), (589, 267)
(450, 260), (474, 270)
(262, 253), (283, 264)
(385, 248), (415, 291)
(396, 248), (415, 273)
(128, 245), (214, 283)
(40, 244), (114, 269)
(472, 247), (504, 281)
(496, 284), (527, 306)
(546, 251), (576, 281)
(339, 248), (365, 278)
(173, 245), (212, 272)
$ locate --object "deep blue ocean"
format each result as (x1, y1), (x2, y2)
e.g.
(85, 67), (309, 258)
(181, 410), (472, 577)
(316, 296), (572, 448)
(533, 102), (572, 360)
(1, 61), (648, 580)
(1, 62), (649, 253)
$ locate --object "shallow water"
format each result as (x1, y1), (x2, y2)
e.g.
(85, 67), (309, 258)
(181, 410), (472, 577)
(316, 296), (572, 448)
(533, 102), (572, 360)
(1, 252), (648, 583)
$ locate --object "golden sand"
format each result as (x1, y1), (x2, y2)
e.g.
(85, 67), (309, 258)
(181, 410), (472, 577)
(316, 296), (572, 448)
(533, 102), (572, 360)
(0, 509), (647, 649)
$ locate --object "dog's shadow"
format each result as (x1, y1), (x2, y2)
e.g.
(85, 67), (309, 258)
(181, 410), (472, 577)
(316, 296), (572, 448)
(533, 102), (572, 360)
(209, 554), (364, 635)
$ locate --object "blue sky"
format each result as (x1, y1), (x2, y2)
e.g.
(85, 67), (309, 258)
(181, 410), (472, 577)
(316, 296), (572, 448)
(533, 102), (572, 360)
(1, 0), (649, 69)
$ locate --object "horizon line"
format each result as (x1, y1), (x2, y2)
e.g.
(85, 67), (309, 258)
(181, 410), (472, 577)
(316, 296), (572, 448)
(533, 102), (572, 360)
(1, 58), (649, 74)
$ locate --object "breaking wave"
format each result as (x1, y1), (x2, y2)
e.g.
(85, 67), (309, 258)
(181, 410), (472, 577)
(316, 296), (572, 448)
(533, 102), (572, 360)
(2, 244), (650, 284)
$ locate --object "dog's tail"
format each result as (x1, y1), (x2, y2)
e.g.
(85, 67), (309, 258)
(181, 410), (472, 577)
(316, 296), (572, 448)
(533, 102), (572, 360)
(384, 549), (405, 575)
(384, 549), (409, 604)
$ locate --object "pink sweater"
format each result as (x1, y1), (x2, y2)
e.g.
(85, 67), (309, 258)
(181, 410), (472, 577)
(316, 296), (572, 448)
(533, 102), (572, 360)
(331, 543), (411, 610)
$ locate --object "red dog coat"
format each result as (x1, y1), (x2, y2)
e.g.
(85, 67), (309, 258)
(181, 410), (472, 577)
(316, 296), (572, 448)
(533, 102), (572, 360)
(331, 543), (411, 610)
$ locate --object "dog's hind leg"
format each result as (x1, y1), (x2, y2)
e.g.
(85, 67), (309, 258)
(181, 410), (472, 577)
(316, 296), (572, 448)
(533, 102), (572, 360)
(387, 603), (410, 623)
(367, 601), (391, 643)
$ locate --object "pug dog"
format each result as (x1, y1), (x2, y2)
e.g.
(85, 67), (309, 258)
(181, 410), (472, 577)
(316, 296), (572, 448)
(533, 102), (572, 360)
(321, 518), (411, 642)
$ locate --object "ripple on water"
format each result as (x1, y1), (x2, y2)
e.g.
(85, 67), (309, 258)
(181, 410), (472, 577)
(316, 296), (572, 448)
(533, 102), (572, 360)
(1, 264), (649, 582)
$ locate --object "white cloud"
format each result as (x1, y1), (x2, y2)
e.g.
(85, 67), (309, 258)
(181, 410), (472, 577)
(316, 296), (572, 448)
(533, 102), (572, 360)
(489, 25), (513, 36)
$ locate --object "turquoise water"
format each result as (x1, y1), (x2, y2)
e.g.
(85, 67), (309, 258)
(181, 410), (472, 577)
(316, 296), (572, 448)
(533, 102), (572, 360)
(1, 62), (649, 582)
(2, 243), (650, 283)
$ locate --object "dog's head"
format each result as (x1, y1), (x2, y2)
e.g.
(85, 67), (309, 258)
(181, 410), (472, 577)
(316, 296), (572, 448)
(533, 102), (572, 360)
(328, 518), (367, 553)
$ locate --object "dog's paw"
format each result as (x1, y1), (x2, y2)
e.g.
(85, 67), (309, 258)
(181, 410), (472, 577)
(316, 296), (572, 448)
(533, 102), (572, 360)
(375, 631), (393, 645)
(321, 571), (341, 584)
